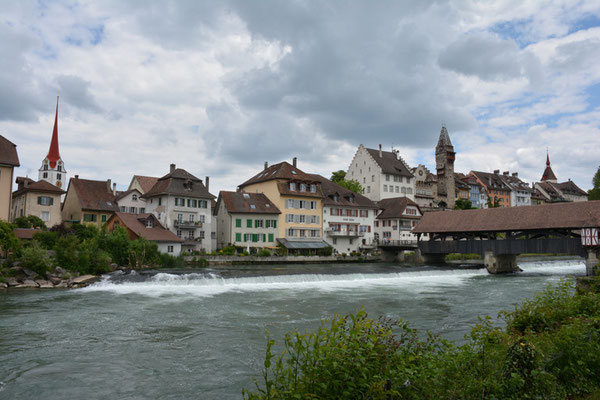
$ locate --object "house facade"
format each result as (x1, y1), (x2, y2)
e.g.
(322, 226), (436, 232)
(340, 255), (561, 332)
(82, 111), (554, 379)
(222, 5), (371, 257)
(11, 177), (65, 227)
(215, 191), (280, 250)
(470, 170), (512, 207)
(0, 136), (20, 221)
(347, 144), (415, 202)
(238, 159), (329, 251)
(374, 197), (423, 243)
(310, 174), (377, 254)
(501, 172), (532, 207)
(61, 176), (119, 227)
(142, 164), (215, 253)
(412, 164), (437, 210)
(106, 212), (183, 255)
(461, 174), (487, 208)
(116, 189), (147, 214)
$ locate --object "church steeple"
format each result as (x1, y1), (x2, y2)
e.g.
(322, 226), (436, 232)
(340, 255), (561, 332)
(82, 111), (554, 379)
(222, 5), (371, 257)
(39, 95), (66, 188)
(541, 150), (557, 182)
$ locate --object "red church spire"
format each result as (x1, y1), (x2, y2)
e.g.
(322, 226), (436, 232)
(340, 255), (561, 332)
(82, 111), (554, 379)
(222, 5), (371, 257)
(546, 149), (550, 166)
(46, 95), (61, 169)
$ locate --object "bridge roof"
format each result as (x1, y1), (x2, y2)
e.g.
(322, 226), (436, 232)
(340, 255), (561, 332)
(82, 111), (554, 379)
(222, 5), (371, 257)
(413, 200), (600, 234)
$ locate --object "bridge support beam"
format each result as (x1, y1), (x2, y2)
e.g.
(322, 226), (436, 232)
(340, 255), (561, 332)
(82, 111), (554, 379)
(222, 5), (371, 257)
(585, 249), (599, 276)
(484, 251), (518, 274)
(415, 249), (446, 265)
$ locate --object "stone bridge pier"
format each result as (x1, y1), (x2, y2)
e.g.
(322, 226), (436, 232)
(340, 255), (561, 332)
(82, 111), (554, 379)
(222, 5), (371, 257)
(484, 251), (518, 274)
(585, 249), (599, 276)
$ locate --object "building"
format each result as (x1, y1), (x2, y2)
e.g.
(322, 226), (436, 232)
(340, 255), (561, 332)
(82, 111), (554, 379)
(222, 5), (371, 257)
(435, 126), (456, 208)
(106, 212), (183, 255)
(535, 152), (588, 203)
(500, 172), (532, 207)
(470, 170), (512, 207)
(11, 177), (65, 227)
(309, 174), (378, 254)
(531, 188), (547, 205)
(142, 164), (215, 253)
(454, 173), (470, 202)
(412, 164), (437, 210)
(374, 197), (423, 243)
(128, 175), (159, 194)
(0, 135), (20, 221)
(238, 159), (329, 252)
(61, 176), (119, 226)
(115, 189), (147, 214)
(460, 174), (487, 209)
(347, 144), (415, 201)
(214, 191), (281, 250)
(38, 96), (67, 190)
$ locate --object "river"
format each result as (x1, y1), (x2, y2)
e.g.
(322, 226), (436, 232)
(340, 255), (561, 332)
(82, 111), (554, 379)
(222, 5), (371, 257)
(0, 258), (585, 399)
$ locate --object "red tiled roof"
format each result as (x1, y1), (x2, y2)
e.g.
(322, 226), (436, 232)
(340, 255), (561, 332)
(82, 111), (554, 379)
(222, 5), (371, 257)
(365, 148), (413, 177)
(13, 228), (42, 240)
(470, 170), (511, 192)
(376, 197), (422, 219)
(217, 191), (281, 214)
(132, 175), (159, 193)
(12, 178), (65, 197)
(0, 135), (20, 166)
(413, 200), (600, 233)
(69, 177), (119, 212)
(110, 213), (183, 243)
(308, 174), (376, 208)
(239, 161), (317, 187)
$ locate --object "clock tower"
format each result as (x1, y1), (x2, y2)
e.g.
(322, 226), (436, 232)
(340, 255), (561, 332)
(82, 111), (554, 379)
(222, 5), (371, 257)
(39, 95), (66, 189)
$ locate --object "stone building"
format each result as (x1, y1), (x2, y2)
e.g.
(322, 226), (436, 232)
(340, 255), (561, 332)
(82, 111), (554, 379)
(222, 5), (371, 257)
(0, 135), (20, 221)
(11, 177), (65, 227)
(435, 126), (455, 208)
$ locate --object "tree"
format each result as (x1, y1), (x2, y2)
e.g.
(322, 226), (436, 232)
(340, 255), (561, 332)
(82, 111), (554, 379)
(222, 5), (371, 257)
(330, 170), (346, 184)
(0, 221), (19, 256)
(14, 215), (46, 229)
(454, 199), (473, 210)
(589, 165), (600, 201)
(330, 170), (364, 194)
(487, 196), (501, 208)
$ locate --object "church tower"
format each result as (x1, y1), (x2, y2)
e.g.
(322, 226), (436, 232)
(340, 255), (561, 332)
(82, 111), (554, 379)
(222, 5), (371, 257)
(435, 125), (455, 208)
(39, 96), (66, 189)
(540, 151), (557, 183)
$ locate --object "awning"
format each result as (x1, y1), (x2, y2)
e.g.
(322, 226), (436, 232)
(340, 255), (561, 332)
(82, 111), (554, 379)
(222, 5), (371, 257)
(277, 238), (331, 249)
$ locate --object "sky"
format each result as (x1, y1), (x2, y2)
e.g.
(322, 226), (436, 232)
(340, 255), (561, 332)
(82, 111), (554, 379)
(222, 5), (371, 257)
(1, 0), (599, 193)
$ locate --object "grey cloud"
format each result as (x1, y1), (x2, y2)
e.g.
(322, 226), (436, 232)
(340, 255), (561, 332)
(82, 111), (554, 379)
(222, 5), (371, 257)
(56, 75), (102, 112)
(438, 34), (525, 80)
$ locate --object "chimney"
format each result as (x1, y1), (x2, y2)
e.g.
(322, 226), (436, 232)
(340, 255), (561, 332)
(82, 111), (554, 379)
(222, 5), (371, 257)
(75, 175), (79, 179)
(264, 161), (268, 170)
(379, 144), (383, 158)
(503, 171), (509, 176)
(112, 182), (117, 196)
(512, 172), (518, 177)
(107, 179), (111, 192)
(205, 176), (210, 192)
(292, 157), (297, 167)
(170, 163), (176, 173)
(493, 170), (499, 175)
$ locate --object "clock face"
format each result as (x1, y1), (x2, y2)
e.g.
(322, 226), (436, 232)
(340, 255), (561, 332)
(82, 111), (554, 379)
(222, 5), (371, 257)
(419, 170), (423, 176)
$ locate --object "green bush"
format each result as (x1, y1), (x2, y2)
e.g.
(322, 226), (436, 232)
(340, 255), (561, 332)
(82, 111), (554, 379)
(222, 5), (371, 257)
(0, 221), (19, 256)
(258, 249), (271, 257)
(221, 245), (236, 256)
(129, 237), (159, 268)
(317, 246), (333, 256)
(33, 230), (58, 250)
(159, 253), (184, 268)
(13, 215), (47, 229)
(97, 227), (131, 266)
(55, 235), (80, 271)
(19, 240), (51, 277)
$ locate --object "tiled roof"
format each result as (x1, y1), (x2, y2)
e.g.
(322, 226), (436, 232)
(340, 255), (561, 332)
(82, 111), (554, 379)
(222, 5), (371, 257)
(69, 177), (119, 212)
(217, 191), (281, 214)
(115, 188), (142, 201)
(365, 148), (413, 177)
(142, 168), (215, 199)
(131, 175), (159, 193)
(239, 161), (317, 187)
(536, 182), (564, 202)
(276, 181), (323, 198)
(454, 174), (470, 190)
(13, 228), (42, 240)
(500, 174), (533, 193)
(111, 213), (183, 243)
(12, 178), (65, 197)
(413, 200), (600, 233)
(470, 171), (511, 192)
(0, 135), (20, 166)
(541, 165), (557, 182)
(555, 180), (588, 197)
(376, 196), (422, 219)
(308, 174), (377, 208)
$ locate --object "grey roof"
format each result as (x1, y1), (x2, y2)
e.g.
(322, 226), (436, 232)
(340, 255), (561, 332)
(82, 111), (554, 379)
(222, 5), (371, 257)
(436, 126), (453, 149)
(308, 174), (377, 208)
(277, 239), (331, 249)
(0, 135), (19, 166)
(365, 148), (413, 177)
(142, 168), (215, 199)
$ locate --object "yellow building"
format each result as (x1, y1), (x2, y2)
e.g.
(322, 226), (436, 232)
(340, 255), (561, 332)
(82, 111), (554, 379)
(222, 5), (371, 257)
(238, 159), (329, 252)
(11, 177), (65, 227)
(0, 136), (20, 221)
(61, 176), (119, 227)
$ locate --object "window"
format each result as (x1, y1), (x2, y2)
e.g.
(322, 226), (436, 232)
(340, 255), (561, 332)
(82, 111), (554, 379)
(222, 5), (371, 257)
(175, 198), (185, 206)
(189, 214), (194, 222)
(40, 211), (50, 222)
(43, 172), (48, 178)
(235, 218), (242, 227)
(255, 219), (264, 228)
(310, 184), (316, 193)
(286, 199), (295, 209)
(129, 207), (137, 213)
(158, 197), (162, 206)
(395, 186), (399, 193)
(371, 175), (375, 182)
(199, 231), (205, 239)
(383, 185), (387, 192)
(287, 228), (295, 237)
(244, 233), (252, 242)
(299, 200), (305, 209)
(188, 231), (194, 239)
(146, 220), (153, 228)
(300, 183), (306, 192)
(289, 182), (296, 191)
(177, 229), (182, 237)
(120, 206), (126, 212)
(199, 200), (208, 208)
(299, 229), (306, 237)
(247, 219), (253, 228)
(286, 214), (294, 223)
(386, 174), (390, 181)
(235, 233), (242, 242)
(132, 194), (138, 201)
(394, 176), (399, 182)
(57, 173), (61, 180)
(37, 196), (54, 206)
(140, 208), (145, 213)
(299, 215), (306, 223)
(177, 213), (183, 222)
(83, 214), (97, 222)
(268, 233), (274, 242)
(367, 186), (370, 193)
(168, 245), (174, 253)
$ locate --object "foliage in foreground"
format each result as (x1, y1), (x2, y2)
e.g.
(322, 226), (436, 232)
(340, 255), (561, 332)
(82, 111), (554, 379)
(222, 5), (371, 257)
(244, 279), (600, 399)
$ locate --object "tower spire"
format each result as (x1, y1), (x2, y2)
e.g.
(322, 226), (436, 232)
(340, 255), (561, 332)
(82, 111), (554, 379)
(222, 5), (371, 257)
(46, 94), (61, 169)
(546, 148), (550, 166)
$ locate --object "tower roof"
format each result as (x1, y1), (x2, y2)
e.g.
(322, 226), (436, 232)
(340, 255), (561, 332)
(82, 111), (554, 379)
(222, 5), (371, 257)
(436, 125), (453, 149)
(541, 151), (557, 182)
(46, 96), (61, 169)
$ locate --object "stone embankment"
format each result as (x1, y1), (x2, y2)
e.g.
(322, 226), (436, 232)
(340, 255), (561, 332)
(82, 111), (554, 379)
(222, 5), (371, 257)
(0, 266), (100, 290)
(184, 254), (381, 266)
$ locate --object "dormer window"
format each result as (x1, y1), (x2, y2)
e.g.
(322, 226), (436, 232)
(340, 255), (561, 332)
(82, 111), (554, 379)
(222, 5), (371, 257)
(310, 184), (316, 193)
(146, 219), (153, 228)
(349, 195), (354, 203)
(333, 194), (339, 202)
(291, 170), (297, 175)
(289, 182), (296, 191)
(132, 194), (138, 201)
(300, 183), (306, 192)
(183, 179), (193, 191)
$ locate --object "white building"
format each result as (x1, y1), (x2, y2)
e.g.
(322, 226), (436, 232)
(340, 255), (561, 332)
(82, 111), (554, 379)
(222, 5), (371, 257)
(310, 174), (377, 254)
(142, 164), (215, 254)
(347, 144), (415, 202)
(374, 197), (423, 244)
(500, 172), (532, 207)
(115, 188), (147, 214)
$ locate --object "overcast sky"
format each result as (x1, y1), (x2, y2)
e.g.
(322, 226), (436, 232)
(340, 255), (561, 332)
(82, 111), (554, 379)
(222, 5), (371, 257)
(1, 0), (599, 193)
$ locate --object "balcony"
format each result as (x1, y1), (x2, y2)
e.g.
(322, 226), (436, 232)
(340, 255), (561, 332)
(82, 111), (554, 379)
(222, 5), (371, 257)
(325, 228), (365, 237)
(174, 220), (202, 228)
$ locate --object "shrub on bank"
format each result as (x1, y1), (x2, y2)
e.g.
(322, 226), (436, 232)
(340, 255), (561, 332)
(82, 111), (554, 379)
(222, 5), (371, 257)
(245, 278), (600, 400)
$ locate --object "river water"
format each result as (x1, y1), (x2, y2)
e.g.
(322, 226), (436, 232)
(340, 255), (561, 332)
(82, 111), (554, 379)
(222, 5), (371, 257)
(0, 259), (585, 399)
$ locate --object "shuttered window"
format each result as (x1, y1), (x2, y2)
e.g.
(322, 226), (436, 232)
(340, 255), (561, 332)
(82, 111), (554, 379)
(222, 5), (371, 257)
(247, 219), (252, 228)
(235, 233), (241, 242)
(268, 233), (274, 242)
(235, 219), (241, 227)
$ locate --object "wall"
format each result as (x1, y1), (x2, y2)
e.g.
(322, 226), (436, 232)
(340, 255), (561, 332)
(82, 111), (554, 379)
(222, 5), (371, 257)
(322, 206), (375, 253)
(347, 145), (381, 201)
(116, 190), (147, 214)
(17, 191), (63, 227)
(0, 165), (14, 221)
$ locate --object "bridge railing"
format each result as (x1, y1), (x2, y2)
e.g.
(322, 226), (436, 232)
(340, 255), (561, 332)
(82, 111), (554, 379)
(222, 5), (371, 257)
(378, 240), (418, 248)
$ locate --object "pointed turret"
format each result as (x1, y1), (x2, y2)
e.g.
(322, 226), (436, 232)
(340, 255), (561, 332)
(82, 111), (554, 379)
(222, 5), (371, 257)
(435, 125), (456, 208)
(46, 95), (61, 169)
(541, 151), (557, 182)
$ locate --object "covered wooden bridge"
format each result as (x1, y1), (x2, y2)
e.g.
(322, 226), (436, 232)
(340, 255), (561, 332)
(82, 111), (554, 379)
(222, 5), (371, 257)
(412, 200), (600, 275)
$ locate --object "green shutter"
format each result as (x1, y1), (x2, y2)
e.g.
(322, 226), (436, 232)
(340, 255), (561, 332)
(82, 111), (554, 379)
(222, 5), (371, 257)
(243, 234), (247, 242)
(101, 215), (107, 222)
(236, 218), (241, 227)
(268, 233), (274, 242)
(273, 220), (277, 228)
(247, 219), (252, 228)
(252, 234), (258, 242)
(235, 233), (241, 242)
